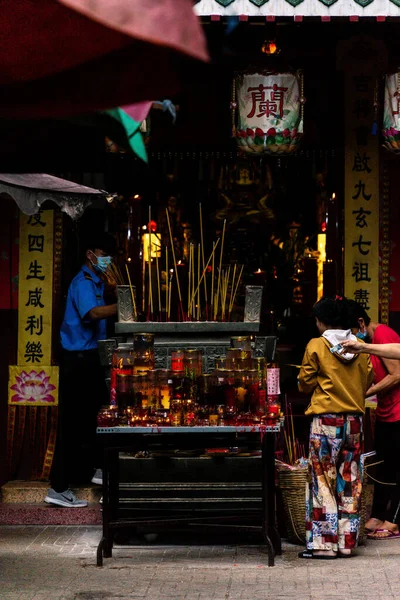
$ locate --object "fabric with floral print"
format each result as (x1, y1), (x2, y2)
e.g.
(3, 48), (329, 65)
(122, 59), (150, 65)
(306, 414), (363, 551)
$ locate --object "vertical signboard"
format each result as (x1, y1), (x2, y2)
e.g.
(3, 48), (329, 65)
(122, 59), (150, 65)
(344, 69), (379, 321)
(17, 210), (54, 365)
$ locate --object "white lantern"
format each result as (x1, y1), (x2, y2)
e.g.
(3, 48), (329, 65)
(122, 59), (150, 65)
(383, 72), (400, 154)
(232, 70), (305, 156)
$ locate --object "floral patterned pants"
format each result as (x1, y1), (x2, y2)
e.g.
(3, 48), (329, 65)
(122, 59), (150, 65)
(306, 414), (363, 551)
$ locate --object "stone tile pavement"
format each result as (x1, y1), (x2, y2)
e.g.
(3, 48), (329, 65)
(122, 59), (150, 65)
(1, 525), (400, 600)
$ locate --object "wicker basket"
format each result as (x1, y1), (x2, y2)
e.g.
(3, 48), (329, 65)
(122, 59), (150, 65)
(277, 465), (308, 544)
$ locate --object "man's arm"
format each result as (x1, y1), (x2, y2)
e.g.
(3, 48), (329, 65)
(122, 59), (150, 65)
(366, 355), (400, 396)
(342, 340), (400, 359)
(87, 304), (117, 321)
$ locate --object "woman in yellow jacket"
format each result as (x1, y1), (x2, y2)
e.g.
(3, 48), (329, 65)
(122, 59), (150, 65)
(298, 297), (374, 559)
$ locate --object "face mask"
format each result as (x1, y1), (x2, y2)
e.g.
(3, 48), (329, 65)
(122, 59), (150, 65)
(90, 254), (112, 274)
(356, 326), (369, 341)
(356, 331), (368, 341)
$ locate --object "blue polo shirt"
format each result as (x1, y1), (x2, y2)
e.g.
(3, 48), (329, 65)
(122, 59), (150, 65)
(60, 265), (107, 351)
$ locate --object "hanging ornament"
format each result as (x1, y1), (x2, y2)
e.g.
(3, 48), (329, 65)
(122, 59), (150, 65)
(232, 69), (305, 156)
(383, 71), (400, 154)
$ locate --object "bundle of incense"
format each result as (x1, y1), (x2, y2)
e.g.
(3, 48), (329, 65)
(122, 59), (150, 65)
(105, 261), (125, 286)
(125, 263), (137, 320)
(165, 208), (184, 321)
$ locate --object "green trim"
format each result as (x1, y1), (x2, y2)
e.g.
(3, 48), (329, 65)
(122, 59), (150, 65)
(389, 0), (400, 7)
(316, 0), (338, 6)
(283, 0), (304, 7)
(215, 0), (235, 6)
(249, 0), (270, 6)
(353, 0), (374, 6)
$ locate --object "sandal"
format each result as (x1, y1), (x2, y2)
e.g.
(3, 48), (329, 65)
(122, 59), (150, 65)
(298, 550), (337, 560)
(367, 529), (400, 540)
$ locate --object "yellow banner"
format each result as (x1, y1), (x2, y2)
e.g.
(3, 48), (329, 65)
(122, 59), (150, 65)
(344, 68), (379, 322)
(18, 210), (54, 365)
(8, 365), (59, 406)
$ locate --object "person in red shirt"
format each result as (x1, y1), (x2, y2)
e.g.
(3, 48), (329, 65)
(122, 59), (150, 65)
(346, 300), (400, 539)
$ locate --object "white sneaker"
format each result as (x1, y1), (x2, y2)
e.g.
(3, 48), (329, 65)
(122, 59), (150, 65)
(91, 468), (103, 485)
(44, 488), (88, 508)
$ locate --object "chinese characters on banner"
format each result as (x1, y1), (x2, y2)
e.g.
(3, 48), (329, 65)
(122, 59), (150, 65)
(17, 210), (54, 366)
(344, 70), (379, 321)
(234, 71), (304, 155)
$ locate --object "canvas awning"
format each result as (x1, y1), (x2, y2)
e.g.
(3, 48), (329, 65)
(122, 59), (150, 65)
(0, 174), (107, 219)
(0, 0), (208, 118)
(195, 0), (400, 18)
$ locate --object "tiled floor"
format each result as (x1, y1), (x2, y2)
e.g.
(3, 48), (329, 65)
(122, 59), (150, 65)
(1, 525), (400, 600)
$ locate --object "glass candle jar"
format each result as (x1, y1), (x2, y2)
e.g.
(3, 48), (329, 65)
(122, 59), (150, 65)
(147, 370), (160, 410)
(216, 369), (235, 410)
(170, 399), (183, 426)
(171, 350), (184, 372)
(116, 373), (134, 414)
(265, 395), (281, 426)
(170, 371), (187, 400)
(247, 369), (260, 415)
(234, 370), (249, 413)
(214, 357), (226, 369)
(182, 399), (197, 426)
(133, 333), (155, 373)
(225, 348), (241, 370)
(97, 405), (119, 427)
(230, 336), (252, 352)
(184, 349), (203, 378)
(198, 373), (215, 407)
(156, 369), (172, 409)
(110, 344), (134, 406)
(130, 374), (143, 408)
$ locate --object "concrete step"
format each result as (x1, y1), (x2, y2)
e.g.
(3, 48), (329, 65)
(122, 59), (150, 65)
(0, 502), (101, 525)
(1, 481), (102, 504)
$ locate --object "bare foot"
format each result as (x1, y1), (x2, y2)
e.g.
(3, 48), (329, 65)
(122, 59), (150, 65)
(313, 550), (337, 557)
(381, 521), (399, 534)
(365, 518), (384, 533)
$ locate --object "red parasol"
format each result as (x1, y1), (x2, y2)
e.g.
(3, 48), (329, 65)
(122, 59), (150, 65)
(0, 0), (208, 118)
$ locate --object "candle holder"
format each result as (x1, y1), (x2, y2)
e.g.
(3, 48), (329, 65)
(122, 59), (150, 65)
(244, 286), (263, 323)
(116, 285), (138, 322)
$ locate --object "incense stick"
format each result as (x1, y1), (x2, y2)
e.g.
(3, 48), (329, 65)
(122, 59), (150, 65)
(228, 263), (237, 320)
(156, 252), (161, 318)
(148, 207), (153, 319)
(229, 264), (244, 316)
(165, 208), (184, 319)
(189, 238), (220, 310)
(168, 269), (173, 320)
(188, 243), (192, 319)
(142, 244), (146, 313)
(125, 263), (137, 320)
(211, 241), (215, 320)
(165, 247), (169, 321)
(199, 203), (208, 318)
(215, 219), (226, 321)
(197, 243), (201, 320)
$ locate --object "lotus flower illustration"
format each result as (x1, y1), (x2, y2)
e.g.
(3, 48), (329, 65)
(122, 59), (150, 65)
(10, 370), (56, 403)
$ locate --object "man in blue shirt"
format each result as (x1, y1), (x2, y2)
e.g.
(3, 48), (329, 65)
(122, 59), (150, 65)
(45, 234), (117, 508)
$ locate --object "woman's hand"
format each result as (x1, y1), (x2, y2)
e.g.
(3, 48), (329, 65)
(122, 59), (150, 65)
(341, 340), (365, 354)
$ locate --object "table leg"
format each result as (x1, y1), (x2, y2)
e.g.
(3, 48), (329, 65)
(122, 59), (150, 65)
(96, 537), (106, 567)
(264, 433), (282, 556)
(100, 446), (113, 561)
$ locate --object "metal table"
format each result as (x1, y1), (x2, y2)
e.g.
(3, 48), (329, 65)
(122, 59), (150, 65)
(96, 425), (282, 567)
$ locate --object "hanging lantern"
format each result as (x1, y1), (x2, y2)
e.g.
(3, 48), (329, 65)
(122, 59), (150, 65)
(383, 72), (400, 154)
(232, 70), (305, 156)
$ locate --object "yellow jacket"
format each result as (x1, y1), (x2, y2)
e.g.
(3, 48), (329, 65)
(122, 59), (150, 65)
(299, 337), (374, 416)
